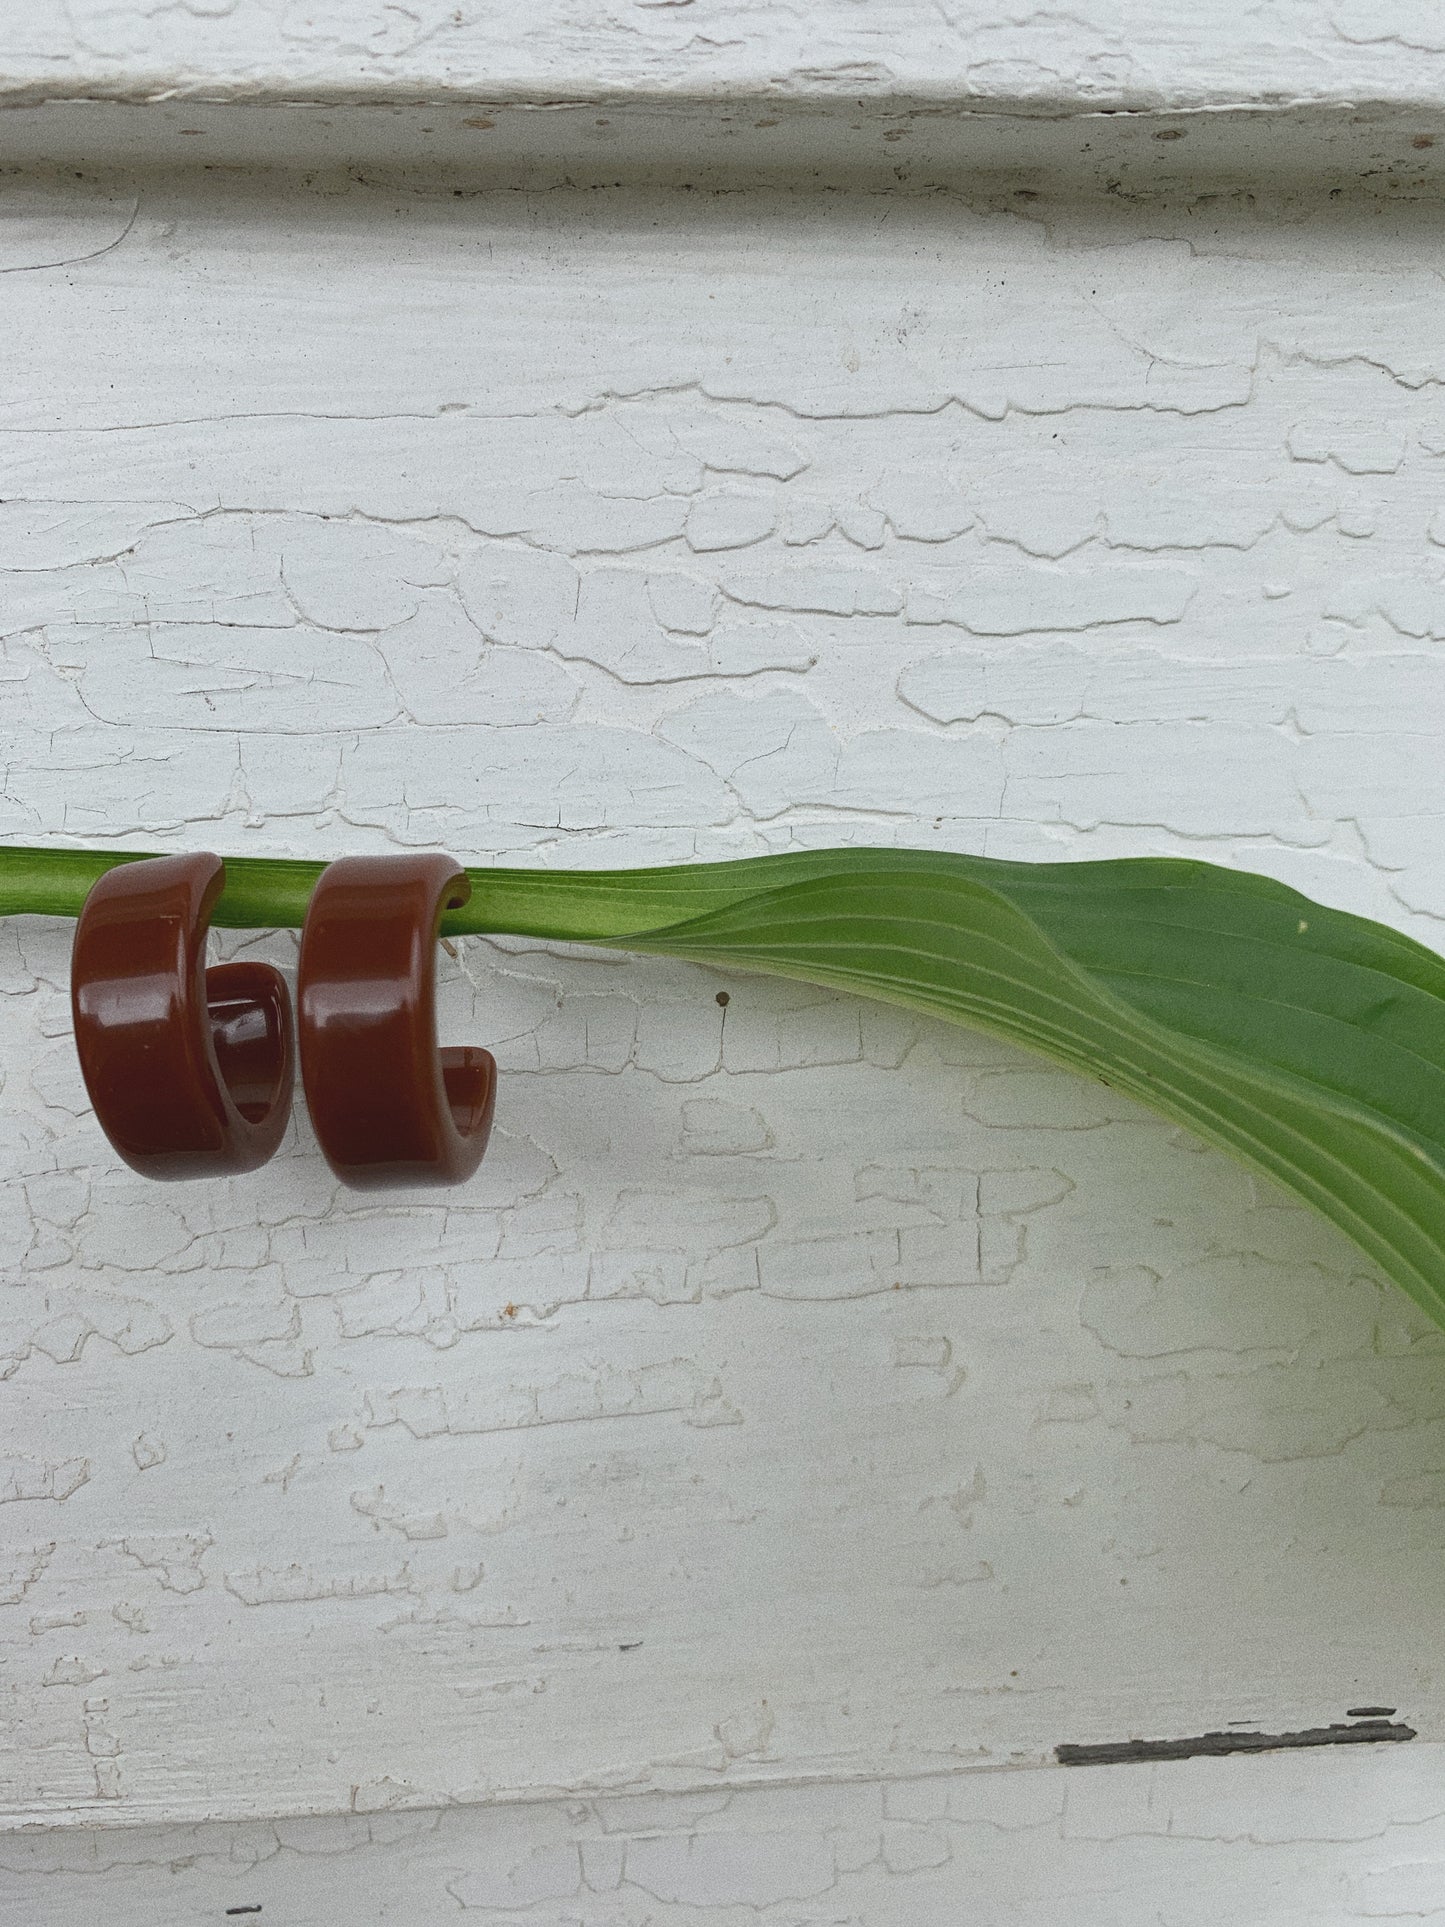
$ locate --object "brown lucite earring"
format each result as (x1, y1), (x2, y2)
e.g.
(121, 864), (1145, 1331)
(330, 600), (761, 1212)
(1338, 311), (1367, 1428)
(71, 853), (295, 1179)
(296, 854), (495, 1189)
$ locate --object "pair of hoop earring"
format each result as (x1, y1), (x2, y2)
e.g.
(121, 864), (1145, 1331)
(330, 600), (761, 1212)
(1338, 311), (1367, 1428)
(69, 852), (496, 1189)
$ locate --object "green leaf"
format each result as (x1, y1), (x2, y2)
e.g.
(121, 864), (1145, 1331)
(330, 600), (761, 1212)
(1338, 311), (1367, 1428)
(5, 842), (1445, 1323)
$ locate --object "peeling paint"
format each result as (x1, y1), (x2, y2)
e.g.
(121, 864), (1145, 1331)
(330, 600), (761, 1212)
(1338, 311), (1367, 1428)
(0, 94), (1443, 1916)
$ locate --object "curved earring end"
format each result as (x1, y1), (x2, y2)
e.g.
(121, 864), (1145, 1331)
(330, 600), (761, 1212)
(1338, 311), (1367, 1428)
(439, 1044), (497, 1178)
(203, 959), (296, 1155)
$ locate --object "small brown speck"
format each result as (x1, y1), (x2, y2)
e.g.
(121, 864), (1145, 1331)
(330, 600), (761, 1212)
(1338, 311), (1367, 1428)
(715, 991), (730, 1007)
(464, 117), (495, 130)
(1153, 128), (1185, 141)
(1414, 135), (1436, 149)
(502, 1303), (518, 1319)
(755, 118), (779, 128)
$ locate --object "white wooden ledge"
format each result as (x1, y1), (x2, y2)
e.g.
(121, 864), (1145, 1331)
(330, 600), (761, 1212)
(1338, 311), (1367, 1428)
(7, 0), (1445, 189)
(4, 0), (1445, 111)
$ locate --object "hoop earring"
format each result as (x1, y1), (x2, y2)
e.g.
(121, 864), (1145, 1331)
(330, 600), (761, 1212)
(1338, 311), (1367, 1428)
(297, 854), (495, 1188)
(71, 853), (295, 1179)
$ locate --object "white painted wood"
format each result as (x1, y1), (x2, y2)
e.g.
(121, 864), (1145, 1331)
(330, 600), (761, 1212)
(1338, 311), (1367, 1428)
(3, 1), (1445, 1910)
(4, 1747), (1445, 1924)
(1, 167), (1442, 1833)
(3, 0), (1445, 113)
(9, 0), (1445, 198)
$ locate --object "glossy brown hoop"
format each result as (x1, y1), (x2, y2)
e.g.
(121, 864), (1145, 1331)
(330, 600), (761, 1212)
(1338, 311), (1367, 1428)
(71, 853), (295, 1179)
(297, 854), (495, 1189)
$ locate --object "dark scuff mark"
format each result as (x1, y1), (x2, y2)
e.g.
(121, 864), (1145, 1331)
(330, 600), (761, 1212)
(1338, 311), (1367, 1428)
(1056, 1715), (1415, 1766)
(1347, 1704), (1397, 1719)
(224, 1910), (262, 1918)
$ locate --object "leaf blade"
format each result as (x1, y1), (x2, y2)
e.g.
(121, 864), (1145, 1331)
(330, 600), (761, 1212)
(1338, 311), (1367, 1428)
(4, 840), (1444, 1320)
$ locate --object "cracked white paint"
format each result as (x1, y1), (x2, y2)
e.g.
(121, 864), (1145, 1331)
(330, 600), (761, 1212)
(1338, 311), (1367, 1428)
(3, 1746), (1445, 1923)
(2, 19), (1445, 1908)
(7, 0), (1445, 114)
